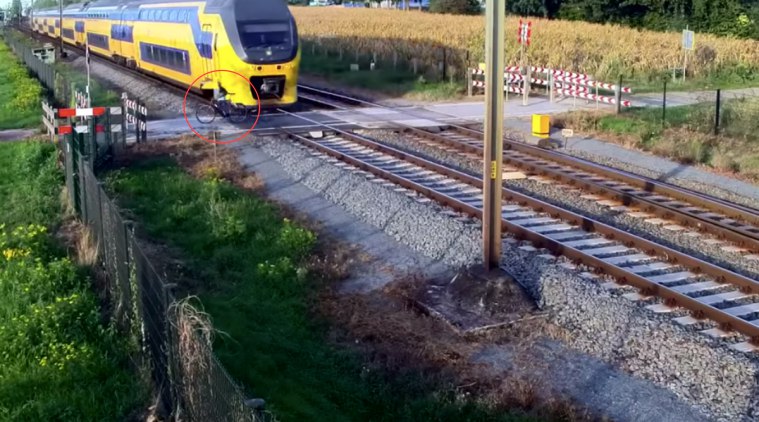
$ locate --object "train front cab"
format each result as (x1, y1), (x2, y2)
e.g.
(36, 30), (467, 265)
(200, 0), (299, 110)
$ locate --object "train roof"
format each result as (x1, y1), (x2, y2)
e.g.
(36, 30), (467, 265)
(36, 0), (293, 24)
(34, 0), (289, 15)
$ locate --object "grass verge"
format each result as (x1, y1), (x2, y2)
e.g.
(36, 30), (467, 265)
(0, 140), (145, 420)
(0, 41), (42, 130)
(104, 145), (544, 422)
(554, 98), (759, 181)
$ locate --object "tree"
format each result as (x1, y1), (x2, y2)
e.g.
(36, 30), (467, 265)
(507, 0), (562, 18)
(10, 0), (22, 20)
(430, 0), (480, 14)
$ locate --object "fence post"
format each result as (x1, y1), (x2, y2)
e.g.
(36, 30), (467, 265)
(662, 79), (667, 129)
(715, 89), (721, 136)
(522, 66), (530, 106)
(549, 71), (554, 103)
(442, 48), (447, 81)
(120, 101), (127, 148)
(467, 67), (472, 97)
(615, 75), (623, 114)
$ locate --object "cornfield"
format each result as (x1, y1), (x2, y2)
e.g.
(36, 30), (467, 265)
(292, 7), (759, 81)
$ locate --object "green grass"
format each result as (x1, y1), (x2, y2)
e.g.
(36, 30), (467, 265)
(558, 95), (759, 179)
(0, 41), (43, 130)
(105, 158), (541, 422)
(0, 140), (146, 421)
(301, 44), (463, 101)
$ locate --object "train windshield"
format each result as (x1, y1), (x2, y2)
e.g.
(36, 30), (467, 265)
(237, 19), (297, 63)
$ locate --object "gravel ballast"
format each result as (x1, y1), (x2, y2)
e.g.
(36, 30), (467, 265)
(250, 134), (759, 421)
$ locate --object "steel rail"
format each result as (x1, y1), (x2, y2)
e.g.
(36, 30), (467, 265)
(403, 126), (759, 253)
(297, 83), (759, 234)
(284, 126), (759, 340)
(454, 125), (759, 232)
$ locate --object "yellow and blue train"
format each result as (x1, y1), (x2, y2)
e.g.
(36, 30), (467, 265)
(32, 0), (300, 109)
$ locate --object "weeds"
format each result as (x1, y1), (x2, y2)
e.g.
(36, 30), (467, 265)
(0, 141), (145, 420)
(0, 41), (42, 130)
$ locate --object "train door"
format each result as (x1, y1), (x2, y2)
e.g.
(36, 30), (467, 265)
(201, 23), (216, 76)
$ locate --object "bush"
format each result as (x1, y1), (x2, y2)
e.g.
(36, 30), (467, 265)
(429, 0), (480, 15)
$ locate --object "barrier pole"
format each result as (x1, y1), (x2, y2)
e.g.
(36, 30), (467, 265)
(522, 66), (530, 106)
(549, 72), (554, 103)
(662, 80), (667, 129)
(467, 69), (472, 97)
(615, 75), (623, 114)
(714, 89), (721, 136)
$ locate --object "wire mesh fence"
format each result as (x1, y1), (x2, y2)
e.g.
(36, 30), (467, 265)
(59, 125), (271, 421)
(625, 82), (759, 141)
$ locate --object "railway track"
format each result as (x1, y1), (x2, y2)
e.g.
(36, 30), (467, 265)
(275, 89), (759, 349)
(402, 126), (759, 255)
(292, 85), (759, 255)
(282, 126), (759, 349)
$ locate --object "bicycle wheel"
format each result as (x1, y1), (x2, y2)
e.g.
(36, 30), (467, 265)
(195, 104), (216, 124)
(228, 106), (248, 124)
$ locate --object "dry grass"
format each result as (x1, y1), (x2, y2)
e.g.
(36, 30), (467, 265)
(115, 136), (264, 192)
(292, 7), (759, 81)
(318, 274), (599, 421)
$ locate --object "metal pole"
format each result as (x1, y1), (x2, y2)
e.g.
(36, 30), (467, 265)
(482, 0), (505, 270)
(715, 89), (721, 136)
(662, 79), (667, 129)
(58, 0), (66, 58)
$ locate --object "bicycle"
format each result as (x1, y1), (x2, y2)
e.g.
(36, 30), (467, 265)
(195, 100), (249, 124)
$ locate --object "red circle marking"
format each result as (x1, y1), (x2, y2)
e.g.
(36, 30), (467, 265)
(182, 69), (262, 145)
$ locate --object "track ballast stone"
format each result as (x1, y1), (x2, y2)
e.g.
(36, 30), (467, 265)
(258, 136), (482, 268)
(501, 244), (759, 422)
(253, 133), (759, 421)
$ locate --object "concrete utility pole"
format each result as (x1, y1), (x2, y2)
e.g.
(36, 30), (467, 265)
(482, 0), (505, 269)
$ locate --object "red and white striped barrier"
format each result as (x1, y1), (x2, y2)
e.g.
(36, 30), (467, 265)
(469, 66), (632, 107)
(500, 66), (593, 81)
(472, 80), (525, 94)
(57, 107), (107, 118)
(554, 75), (632, 93)
(555, 88), (632, 107)
(555, 82), (590, 93)
(57, 124), (107, 135)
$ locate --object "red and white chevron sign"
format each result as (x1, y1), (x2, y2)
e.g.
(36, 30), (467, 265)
(555, 88), (632, 107)
(554, 75), (632, 93)
(472, 80), (524, 94)
(518, 20), (532, 46)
